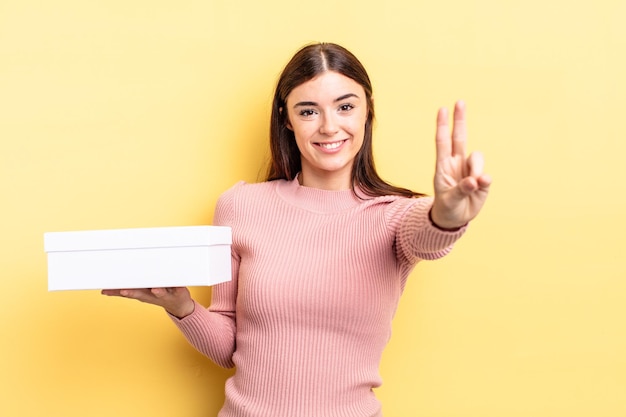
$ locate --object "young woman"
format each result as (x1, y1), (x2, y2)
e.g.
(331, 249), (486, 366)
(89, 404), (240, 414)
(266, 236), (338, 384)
(103, 42), (491, 417)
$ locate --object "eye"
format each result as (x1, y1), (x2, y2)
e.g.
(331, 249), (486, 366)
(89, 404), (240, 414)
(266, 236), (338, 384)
(338, 103), (354, 112)
(299, 109), (318, 117)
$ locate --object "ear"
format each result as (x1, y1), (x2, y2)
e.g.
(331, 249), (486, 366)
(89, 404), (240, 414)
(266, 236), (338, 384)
(280, 107), (293, 131)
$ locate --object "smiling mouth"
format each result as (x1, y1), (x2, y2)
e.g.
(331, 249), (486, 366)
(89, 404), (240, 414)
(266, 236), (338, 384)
(315, 139), (347, 150)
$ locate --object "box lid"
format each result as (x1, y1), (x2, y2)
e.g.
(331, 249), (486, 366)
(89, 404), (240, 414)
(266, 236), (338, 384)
(44, 226), (232, 253)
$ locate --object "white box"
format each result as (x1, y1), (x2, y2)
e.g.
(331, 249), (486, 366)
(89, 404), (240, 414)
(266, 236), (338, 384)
(44, 226), (232, 291)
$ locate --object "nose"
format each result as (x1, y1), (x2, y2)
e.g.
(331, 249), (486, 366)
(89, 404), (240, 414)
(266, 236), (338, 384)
(319, 113), (339, 136)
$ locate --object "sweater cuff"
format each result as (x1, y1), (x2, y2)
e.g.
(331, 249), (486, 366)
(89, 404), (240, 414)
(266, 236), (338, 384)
(167, 299), (201, 324)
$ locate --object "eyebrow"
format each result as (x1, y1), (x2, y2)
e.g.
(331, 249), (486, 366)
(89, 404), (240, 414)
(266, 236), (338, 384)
(293, 93), (360, 108)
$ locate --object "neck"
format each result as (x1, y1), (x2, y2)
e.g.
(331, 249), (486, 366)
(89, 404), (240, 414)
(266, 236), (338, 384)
(299, 168), (352, 191)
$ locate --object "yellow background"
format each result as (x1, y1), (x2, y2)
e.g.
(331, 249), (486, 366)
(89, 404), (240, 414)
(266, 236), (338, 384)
(1, 0), (624, 416)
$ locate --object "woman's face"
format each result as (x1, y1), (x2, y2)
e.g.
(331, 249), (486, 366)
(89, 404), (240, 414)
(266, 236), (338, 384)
(284, 71), (368, 190)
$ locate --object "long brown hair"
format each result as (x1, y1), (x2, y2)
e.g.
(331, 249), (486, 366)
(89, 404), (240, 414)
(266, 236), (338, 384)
(267, 42), (423, 198)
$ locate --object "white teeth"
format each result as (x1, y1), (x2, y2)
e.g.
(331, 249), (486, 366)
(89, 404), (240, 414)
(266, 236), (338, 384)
(318, 141), (343, 149)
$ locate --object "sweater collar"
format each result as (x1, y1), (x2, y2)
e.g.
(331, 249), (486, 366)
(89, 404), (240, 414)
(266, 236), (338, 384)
(275, 174), (368, 213)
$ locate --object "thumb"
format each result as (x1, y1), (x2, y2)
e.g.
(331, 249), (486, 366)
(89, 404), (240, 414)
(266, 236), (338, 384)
(150, 288), (169, 297)
(457, 176), (478, 195)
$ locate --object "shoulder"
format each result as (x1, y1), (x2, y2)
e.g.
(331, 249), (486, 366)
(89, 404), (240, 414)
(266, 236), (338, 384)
(361, 193), (431, 213)
(219, 180), (278, 202)
(372, 195), (433, 225)
(214, 180), (280, 226)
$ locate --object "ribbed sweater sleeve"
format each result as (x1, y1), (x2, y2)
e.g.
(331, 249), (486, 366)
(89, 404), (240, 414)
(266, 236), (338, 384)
(394, 196), (467, 260)
(168, 185), (240, 368)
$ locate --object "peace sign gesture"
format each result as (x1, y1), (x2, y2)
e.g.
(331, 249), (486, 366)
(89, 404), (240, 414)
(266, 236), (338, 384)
(430, 101), (491, 230)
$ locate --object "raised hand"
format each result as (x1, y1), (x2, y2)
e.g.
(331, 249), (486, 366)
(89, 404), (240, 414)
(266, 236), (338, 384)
(430, 101), (491, 230)
(101, 287), (195, 319)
